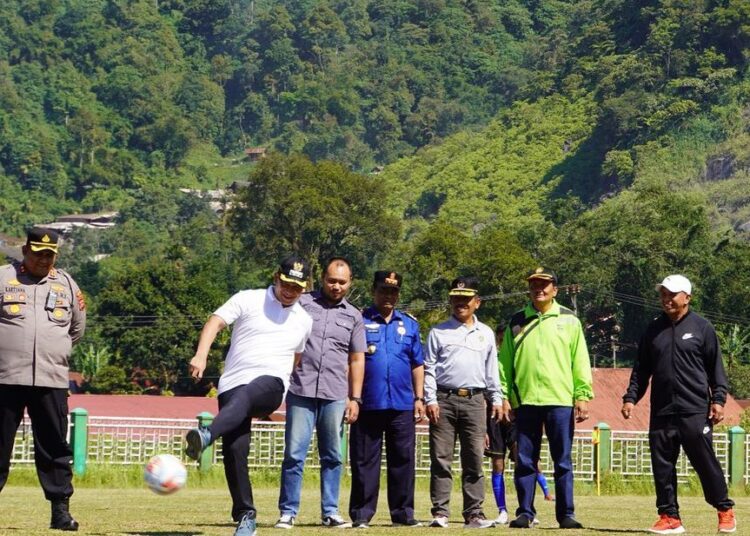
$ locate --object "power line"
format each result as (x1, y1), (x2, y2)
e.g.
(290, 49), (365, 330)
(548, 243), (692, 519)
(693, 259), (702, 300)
(582, 287), (750, 327)
(81, 285), (750, 330)
(84, 288), (536, 327)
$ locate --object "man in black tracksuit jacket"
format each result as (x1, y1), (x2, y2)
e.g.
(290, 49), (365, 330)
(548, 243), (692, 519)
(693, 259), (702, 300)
(622, 275), (736, 535)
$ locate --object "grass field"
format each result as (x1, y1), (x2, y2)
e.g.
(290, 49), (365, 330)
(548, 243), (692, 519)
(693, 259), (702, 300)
(1, 483), (747, 535)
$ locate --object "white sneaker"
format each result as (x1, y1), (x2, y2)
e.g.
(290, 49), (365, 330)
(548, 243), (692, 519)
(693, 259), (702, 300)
(430, 516), (449, 528)
(275, 514), (295, 529)
(322, 515), (352, 528)
(494, 510), (509, 525)
(532, 517), (540, 526)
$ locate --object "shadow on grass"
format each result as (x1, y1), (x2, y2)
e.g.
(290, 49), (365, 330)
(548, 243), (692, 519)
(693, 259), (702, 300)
(121, 532), (204, 536)
(574, 529), (650, 533)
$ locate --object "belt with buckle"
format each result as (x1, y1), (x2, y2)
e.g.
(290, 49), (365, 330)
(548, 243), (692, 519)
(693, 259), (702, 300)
(437, 387), (485, 397)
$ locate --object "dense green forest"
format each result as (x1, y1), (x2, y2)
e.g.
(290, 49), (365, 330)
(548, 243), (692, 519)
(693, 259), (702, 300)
(2, 0), (750, 396)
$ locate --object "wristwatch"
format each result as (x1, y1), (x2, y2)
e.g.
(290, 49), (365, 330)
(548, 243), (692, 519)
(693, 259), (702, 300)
(350, 397), (363, 405)
(414, 396), (425, 403)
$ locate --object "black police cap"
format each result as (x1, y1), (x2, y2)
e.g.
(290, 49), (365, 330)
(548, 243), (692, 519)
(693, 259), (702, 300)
(373, 270), (402, 289)
(449, 276), (479, 297)
(27, 227), (60, 253)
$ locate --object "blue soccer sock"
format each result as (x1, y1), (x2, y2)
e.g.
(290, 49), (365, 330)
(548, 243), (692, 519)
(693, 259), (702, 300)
(536, 471), (551, 497)
(492, 472), (506, 511)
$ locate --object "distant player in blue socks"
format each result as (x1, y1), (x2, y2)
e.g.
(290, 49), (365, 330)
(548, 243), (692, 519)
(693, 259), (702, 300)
(536, 469), (554, 502)
(487, 323), (554, 525)
(485, 408), (515, 525)
(485, 406), (554, 525)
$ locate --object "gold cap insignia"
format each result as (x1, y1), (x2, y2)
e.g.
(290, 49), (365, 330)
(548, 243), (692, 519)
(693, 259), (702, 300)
(457, 281), (465, 288)
(42, 234), (51, 243)
(535, 267), (544, 274)
(293, 262), (303, 271)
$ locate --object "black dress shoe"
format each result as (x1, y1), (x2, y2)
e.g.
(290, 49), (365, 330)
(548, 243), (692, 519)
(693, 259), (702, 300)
(392, 519), (423, 527)
(50, 499), (79, 531)
(508, 515), (531, 528)
(559, 517), (583, 529)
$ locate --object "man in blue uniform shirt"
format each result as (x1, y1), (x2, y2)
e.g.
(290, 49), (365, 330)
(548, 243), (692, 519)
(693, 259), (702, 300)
(348, 271), (425, 528)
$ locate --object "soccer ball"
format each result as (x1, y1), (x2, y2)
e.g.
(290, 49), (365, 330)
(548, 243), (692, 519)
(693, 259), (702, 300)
(144, 454), (187, 495)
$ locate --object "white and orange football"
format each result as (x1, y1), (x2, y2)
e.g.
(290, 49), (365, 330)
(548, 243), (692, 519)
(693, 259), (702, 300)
(144, 454), (187, 495)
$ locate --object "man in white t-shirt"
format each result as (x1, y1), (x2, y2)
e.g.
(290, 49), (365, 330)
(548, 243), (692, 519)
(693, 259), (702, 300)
(185, 256), (313, 536)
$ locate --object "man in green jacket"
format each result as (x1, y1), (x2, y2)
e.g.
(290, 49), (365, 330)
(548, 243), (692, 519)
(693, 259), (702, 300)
(499, 267), (593, 530)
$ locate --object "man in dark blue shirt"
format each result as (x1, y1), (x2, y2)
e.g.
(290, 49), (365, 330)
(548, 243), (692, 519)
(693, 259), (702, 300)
(348, 271), (425, 528)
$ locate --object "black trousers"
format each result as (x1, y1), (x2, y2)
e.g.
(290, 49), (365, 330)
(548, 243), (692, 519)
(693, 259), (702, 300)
(649, 413), (734, 517)
(349, 409), (416, 524)
(0, 385), (74, 501)
(212, 375), (284, 522)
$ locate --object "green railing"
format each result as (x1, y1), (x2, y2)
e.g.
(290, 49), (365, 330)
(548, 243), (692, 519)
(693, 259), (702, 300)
(11, 411), (747, 486)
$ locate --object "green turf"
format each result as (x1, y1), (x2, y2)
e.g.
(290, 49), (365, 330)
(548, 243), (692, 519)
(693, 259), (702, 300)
(0, 484), (746, 535)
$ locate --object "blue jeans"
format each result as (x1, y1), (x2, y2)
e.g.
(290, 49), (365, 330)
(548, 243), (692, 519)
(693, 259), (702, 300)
(513, 405), (575, 523)
(278, 392), (347, 517)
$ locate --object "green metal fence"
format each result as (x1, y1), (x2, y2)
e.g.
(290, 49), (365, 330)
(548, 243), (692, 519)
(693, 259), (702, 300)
(10, 411), (747, 486)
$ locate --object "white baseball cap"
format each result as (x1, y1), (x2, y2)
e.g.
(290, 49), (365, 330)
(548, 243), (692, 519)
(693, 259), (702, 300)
(656, 275), (692, 295)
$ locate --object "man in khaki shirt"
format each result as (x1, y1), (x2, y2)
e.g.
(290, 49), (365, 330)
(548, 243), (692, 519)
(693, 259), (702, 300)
(0, 228), (86, 531)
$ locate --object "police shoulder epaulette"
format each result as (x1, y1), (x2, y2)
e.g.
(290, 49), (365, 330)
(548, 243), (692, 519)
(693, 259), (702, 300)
(403, 311), (418, 322)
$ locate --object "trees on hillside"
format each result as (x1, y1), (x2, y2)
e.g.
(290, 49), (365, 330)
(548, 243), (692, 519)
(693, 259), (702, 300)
(228, 153), (400, 278)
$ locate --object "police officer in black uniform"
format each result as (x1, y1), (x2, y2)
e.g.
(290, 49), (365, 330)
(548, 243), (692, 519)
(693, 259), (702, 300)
(0, 228), (86, 531)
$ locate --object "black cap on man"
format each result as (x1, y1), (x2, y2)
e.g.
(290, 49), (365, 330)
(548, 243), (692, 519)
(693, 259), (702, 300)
(448, 276), (479, 297)
(279, 255), (311, 288)
(27, 228), (60, 254)
(373, 270), (402, 290)
(526, 266), (557, 285)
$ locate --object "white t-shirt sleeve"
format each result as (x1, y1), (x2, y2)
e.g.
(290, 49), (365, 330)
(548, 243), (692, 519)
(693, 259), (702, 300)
(296, 317), (313, 353)
(213, 291), (246, 325)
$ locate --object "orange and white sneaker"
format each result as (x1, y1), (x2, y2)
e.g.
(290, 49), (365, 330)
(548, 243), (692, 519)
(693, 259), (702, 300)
(648, 514), (685, 534)
(718, 508), (736, 533)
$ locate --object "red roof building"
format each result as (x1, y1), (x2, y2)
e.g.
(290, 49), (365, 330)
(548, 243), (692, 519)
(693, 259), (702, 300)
(68, 368), (745, 430)
(584, 368), (745, 431)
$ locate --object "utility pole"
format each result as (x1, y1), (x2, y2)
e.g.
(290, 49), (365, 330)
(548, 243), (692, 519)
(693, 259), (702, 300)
(610, 324), (621, 368)
(567, 283), (581, 316)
